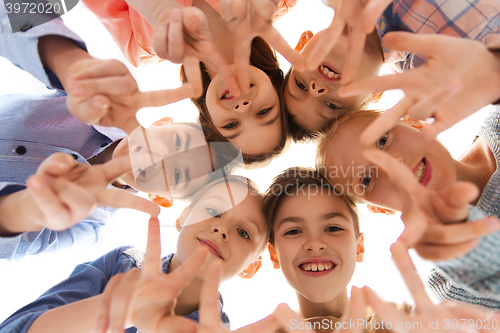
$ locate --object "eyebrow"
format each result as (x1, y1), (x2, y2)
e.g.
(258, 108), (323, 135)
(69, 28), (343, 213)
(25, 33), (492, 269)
(184, 132), (191, 151)
(275, 212), (349, 231)
(181, 167), (190, 190)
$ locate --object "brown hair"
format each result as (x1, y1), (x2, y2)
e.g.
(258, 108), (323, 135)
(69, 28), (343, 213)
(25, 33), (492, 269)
(262, 167), (360, 244)
(315, 109), (384, 203)
(282, 67), (371, 143)
(181, 37), (291, 168)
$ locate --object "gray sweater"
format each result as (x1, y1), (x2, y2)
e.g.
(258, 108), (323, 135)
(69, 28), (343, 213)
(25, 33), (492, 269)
(428, 105), (500, 310)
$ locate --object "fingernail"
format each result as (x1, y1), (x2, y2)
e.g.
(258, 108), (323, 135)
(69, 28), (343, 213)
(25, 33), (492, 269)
(70, 84), (83, 95)
(92, 99), (109, 110)
(29, 177), (41, 190)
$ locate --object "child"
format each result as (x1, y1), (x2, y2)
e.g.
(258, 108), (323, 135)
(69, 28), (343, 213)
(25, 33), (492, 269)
(316, 108), (500, 310)
(284, 0), (500, 141)
(0, 175), (269, 332)
(80, 0), (294, 166)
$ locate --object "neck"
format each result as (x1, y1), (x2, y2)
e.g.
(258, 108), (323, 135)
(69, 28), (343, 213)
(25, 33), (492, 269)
(297, 288), (349, 319)
(86, 140), (121, 165)
(365, 29), (385, 65)
(456, 137), (497, 203)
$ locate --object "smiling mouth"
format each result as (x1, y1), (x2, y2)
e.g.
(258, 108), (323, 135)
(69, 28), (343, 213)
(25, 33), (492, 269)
(198, 239), (223, 259)
(221, 90), (233, 100)
(318, 64), (341, 80)
(413, 158), (432, 186)
(300, 261), (336, 272)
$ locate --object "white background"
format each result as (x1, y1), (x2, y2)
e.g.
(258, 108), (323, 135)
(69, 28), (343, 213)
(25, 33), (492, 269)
(0, 0), (491, 329)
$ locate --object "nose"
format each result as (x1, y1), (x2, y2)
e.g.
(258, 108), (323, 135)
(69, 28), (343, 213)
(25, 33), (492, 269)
(303, 235), (327, 252)
(211, 225), (228, 241)
(309, 79), (329, 96)
(232, 99), (252, 113)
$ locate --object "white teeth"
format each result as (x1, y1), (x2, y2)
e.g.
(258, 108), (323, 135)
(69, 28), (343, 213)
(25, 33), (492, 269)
(414, 159), (426, 182)
(223, 91), (233, 99)
(319, 65), (341, 79)
(301, 262), (334, 272)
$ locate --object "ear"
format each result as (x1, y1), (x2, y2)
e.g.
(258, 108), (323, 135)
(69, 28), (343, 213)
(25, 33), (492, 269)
(175, 206), (191, 232)
(356, 233), (365, 263)
(238, 256), (263, 279)
(370, 91), (384, 104)
(148, 194), (173, 208)
(152, 117), (174, 127)
(268, 243), (280, 269)
(295, 30), (314, 52)
(367, 204), (396, 216)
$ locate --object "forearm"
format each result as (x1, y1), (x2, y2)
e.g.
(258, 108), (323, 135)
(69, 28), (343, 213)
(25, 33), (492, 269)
(124, 0), (184, 28)
(38, 35), (93, 90)
(27, 295), (102, 333)
(0, 190), (43, 236)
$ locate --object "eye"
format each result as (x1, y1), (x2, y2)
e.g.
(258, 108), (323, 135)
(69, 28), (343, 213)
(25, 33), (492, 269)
(237, 228), (250, 240)
(295, 79), (307, 91)
(325, 226), (342, 232)
(360, 172), (372, 190)
(284, 229), (301, 236)
(174, 168), (181, 185)
(206, 208), (221, 218)
(257, 108), (272, 116)
(378, 133), (388, 150)
(175, 134), (181, 151)
(325, 102), (340, 110)
(222, 121), (238, 129)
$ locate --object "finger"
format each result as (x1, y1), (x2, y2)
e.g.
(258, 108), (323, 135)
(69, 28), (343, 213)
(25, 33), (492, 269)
(135, 84), (195, 109)
(95, 273), (125, 333)
(337, 286), (365, 333)
(166, 246), (210, 291)
(236, 314), (279, 333)
(390, 241), (434, 308)
(183, 55), (203, 98)
(407, 82), (461, 121)
(264, 26), (306, 72)
(399, 204), (430, 247)
(362, 286), (408, 325)
(108, 269), (141, 333)
(167, 8), (185, 63)
(383, 31), (443, 57)
(199, 261), (222, 327)
(363, 149), (420, 194)
(36, 152), (77, 176)
(250, 0), (279, 21)
(153, 22), (169, 59)
(360, 98), (413, 146)
(67, 76), (138, 97)
(69, 96), (110, 125)
(415, 238), (480, 261)
(340, 28), (366, 85)
(68, 59), (130, 82)
(97, 188), (161, 217)
(142, 216), (162, 275)
(203, 49), (242, 96)
(438, 181), (480, 210)
(339, 71), (412, 97)
(361, 0), (393, 33)
(233, 37), (253, 93)
(157, 315), (197, 333)
(306, 15), (346, 71)
(272, 303), (314, 333)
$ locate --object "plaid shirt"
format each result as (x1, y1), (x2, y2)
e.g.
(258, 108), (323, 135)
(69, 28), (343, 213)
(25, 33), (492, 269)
(377, 0), (500, 71)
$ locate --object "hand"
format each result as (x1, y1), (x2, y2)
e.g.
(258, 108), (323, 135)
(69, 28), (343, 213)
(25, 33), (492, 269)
(305, 0), (391, 83)
(339, 32), (500, 144)
(96, 217), (209, 333)
(363, 149), (500, 261)
(360, 242), (500, 333)
(220, 0), (305, 91)
(25, 152), (160, 231)
(153, 7), (241, 97)
(65, 58), (195, 134)
(198, 261), (315, 333)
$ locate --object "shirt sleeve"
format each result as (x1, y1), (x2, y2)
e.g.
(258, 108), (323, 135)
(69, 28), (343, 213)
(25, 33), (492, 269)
(0, 246), (136, 333)
(0, 1), (87, 89)
(0, 206), (116, 262)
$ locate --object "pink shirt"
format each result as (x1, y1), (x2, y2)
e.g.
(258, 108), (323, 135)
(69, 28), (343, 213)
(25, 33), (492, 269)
(81, 0), (297, 66)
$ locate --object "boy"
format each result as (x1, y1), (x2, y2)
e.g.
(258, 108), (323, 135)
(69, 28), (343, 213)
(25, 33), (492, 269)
(284, 0), (500, 141)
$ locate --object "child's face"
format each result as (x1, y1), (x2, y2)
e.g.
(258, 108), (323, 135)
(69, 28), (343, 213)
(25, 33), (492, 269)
(325, 118), (457, 211)
(206, 65), (282, 156)
(271, 192), (363, 304)
(284, 30), (382, 132)
(113, 123), (210, 198)
(175, 182), (267, 282)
